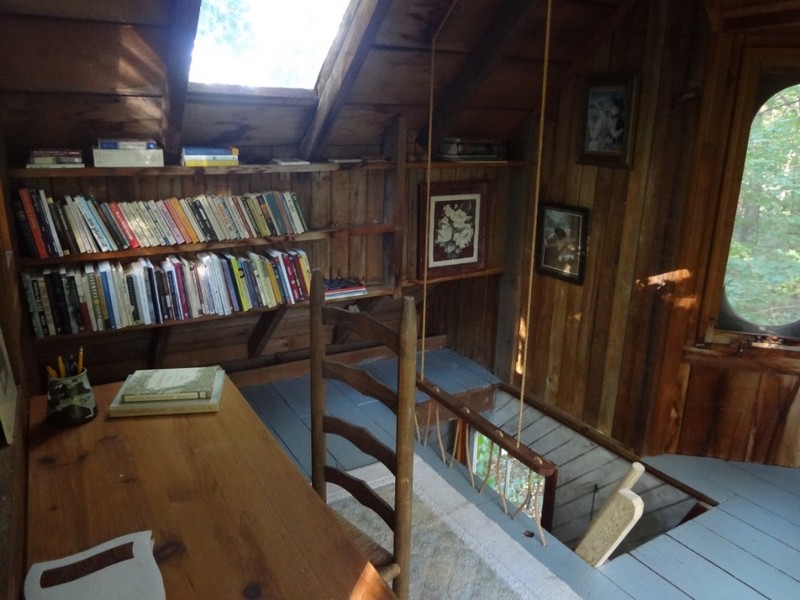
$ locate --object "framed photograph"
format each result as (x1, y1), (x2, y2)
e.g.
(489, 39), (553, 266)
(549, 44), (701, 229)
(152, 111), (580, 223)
(535, 202), (589, 284)
(418, 181), (488, 280)
(578, 76), (637, 168)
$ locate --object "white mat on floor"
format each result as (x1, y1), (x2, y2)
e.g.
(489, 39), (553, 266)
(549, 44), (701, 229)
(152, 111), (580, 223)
(328, 455), (581, 600)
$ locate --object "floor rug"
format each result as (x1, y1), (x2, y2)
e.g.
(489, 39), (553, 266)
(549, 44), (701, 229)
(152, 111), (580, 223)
(329, 455), (581, 600)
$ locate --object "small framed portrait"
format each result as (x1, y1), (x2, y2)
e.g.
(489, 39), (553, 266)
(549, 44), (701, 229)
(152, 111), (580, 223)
(535, 202), (589, 284)
(418, 181), (488, 280)
(578, 76), (637, 168)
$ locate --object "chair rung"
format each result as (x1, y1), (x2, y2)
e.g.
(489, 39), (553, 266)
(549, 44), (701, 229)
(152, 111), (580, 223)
(325, 466), (395, 529)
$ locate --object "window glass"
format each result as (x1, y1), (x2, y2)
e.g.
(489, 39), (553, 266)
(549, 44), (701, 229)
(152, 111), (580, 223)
(189, 0), (351, 89)
(720, 84), (800, 336)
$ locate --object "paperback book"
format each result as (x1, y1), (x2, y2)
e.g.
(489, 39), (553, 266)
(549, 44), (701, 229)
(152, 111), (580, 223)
(109, 367), (225, 417)
(121, 365), (221, 402)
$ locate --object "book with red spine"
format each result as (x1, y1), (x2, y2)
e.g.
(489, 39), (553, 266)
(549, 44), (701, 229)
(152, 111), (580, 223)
(17, 188), (48, 258)
(108, 202), (141, 248)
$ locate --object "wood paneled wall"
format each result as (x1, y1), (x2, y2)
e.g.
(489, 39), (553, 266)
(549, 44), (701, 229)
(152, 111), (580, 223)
(469, 0), (800, 466)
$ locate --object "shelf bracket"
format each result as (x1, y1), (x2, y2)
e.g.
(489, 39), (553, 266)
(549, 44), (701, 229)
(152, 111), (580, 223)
(248, 307), (289, 358)
(149, 327), (172, 368)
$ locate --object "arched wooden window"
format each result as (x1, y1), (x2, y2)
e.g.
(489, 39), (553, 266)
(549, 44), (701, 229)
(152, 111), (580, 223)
(716, 82), (800, 339)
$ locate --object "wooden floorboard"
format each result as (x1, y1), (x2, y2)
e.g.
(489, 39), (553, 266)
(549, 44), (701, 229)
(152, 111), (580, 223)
(630, 535), (765, 599)
(643, 455), (738, 502)
(245, 381), (313, 476)
(693, 504), (800, 581)
(242, 352), (800, 600)
(670, 519), (800, 598)
(719, 495), (800, 553)
(600, 554), (691, 600)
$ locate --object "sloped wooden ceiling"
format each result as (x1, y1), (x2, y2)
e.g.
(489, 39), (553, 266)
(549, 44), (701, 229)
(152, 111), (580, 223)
(1, 0), (633, 165)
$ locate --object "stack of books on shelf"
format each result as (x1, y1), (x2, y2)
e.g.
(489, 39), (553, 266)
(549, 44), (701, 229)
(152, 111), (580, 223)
(324, 277), (368, 300)
(109, 365), (225, 417)
(182, 146), (239, 167)
(92, 139), (164, 167)
(26, 148), (84, 169)
(12, 188), (310, 259)
(20, 247), (314, 338)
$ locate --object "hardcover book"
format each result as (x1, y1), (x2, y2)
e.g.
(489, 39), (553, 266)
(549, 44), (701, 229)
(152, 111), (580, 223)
(118, 365), (222, 403)
(109, 368), (225, 417)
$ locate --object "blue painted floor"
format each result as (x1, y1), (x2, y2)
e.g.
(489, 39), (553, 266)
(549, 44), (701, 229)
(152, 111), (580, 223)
(240, 351), (800, 599)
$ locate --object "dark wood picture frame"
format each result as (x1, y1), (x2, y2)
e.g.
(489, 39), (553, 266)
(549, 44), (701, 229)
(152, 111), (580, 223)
(418, 181), (488, 280)
(578, 75), (637, 168)
(534, 202), (589, 284)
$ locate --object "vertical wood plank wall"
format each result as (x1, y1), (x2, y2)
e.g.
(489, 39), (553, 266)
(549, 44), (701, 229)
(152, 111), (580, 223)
(483, 1), (800, 466)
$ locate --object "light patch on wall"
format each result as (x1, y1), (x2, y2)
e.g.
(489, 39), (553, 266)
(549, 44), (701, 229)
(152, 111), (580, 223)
(636, 268), (692, 289)
(515, 318), (528, 375)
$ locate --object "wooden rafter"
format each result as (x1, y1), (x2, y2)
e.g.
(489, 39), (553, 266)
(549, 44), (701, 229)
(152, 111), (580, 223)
(417, 0), (540, 152)
(299, 0), (393, 160)
(160, 0), (202, 161)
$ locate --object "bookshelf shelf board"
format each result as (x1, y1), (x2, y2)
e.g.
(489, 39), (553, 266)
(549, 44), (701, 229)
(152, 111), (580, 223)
(403, 267), (505, 285)
(30, 284), (396, 346)
(9, 163), (348, 179)
(405, 160), (523, 170)
(17, 224), (398, 268)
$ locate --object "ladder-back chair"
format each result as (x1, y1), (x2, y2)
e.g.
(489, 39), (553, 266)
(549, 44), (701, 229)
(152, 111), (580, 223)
(310, 270), (416, 599)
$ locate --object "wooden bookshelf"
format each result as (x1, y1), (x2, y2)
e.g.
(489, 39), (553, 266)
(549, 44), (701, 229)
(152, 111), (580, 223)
(8, 159), (403, 391)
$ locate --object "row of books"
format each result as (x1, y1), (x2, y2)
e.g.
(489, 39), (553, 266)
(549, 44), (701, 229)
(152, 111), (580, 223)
(181, 145), (239, 167)
(20, 248), (316, 339)
(26, 148), (85, 169)
(13, 188), (310, 259)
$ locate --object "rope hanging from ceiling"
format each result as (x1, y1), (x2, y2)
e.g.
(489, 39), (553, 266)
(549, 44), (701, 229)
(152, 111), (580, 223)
(417, 0), (554, 548)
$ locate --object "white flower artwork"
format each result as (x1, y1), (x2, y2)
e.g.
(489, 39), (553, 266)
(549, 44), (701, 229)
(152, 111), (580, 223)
(420, 182), (488, 280)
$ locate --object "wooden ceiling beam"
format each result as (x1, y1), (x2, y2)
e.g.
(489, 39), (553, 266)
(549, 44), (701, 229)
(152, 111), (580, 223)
(417, 0), (540, 152)
(298, 0), (393, 160)
(160, 0), (201, 162)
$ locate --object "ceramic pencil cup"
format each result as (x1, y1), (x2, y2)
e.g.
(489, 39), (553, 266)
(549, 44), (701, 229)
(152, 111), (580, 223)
(46, 368), (98, 426)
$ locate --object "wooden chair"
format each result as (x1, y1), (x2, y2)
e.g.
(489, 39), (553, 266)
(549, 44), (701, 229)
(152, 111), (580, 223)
(310, 270), (416, 599)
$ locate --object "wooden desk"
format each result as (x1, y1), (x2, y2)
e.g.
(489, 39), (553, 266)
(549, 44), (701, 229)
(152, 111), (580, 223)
(27, 377), (396, 599)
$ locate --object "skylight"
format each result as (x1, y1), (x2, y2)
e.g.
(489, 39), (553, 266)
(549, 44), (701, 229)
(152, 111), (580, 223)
(189, 0), (351, 90)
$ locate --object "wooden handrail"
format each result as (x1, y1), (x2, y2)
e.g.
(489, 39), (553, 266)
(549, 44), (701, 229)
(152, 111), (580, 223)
(416, 376), (558, 530)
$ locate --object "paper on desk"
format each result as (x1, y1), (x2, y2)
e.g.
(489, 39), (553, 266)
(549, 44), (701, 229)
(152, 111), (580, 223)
(24, 530), (165, 600)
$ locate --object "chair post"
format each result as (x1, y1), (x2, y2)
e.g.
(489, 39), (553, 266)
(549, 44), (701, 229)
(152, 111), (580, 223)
(392, 296), (416, 599)
(310, 270), (327, 500)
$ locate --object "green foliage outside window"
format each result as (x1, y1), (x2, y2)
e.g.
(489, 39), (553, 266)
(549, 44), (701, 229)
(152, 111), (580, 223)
(724, 84), (800, 328)
(472, 433), (544, 519)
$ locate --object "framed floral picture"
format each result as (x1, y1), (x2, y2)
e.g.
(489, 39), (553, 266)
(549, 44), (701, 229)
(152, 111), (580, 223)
(418, 181), (488, 280)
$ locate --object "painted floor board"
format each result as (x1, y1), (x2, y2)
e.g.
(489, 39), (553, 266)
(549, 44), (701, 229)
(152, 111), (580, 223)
(669, 519), (800, 599)
(719, 495), (800, 553)
(244, 382), (313, 476)
(631, 535), (766, 600)
(600, 554), (691, 600)
(689, 457), (800, 527)
(643, 455), (737, 502)
(693, 505), (800, 582)
(242, 360), (799, 600)
(727, 461), (800, 498)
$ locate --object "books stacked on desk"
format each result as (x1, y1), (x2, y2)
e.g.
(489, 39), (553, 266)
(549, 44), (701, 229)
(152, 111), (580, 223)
(26, 148), (84, 169)
(109, 365), (225, 417)
(324, 277), (368, 300)
(182, 145), (239, 167)
(92, 139), (164, 167)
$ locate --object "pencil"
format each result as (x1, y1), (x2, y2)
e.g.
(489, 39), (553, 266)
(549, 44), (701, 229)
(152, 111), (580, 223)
(77, 346), (84, 373)
(57, 355), (66, 378)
